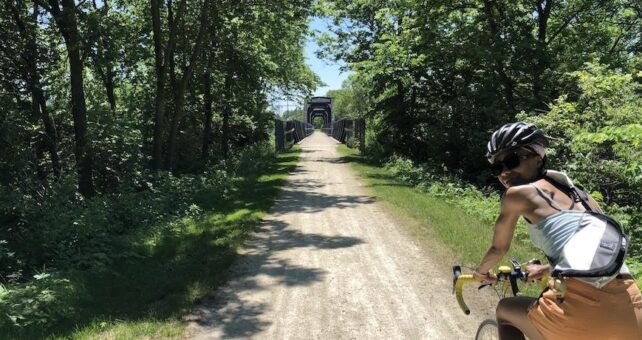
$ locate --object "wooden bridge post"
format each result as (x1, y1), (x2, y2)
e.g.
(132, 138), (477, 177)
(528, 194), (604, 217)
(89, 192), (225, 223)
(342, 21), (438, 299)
(275, 119), (285, 151)
(356, 118), (366, 155)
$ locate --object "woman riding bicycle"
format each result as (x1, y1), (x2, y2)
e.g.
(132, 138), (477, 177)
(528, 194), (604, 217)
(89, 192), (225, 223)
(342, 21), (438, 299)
(474, 122), (642, 339)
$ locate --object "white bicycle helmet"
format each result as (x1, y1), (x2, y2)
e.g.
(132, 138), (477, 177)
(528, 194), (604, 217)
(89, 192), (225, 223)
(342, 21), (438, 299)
(486, 122), (548, 164)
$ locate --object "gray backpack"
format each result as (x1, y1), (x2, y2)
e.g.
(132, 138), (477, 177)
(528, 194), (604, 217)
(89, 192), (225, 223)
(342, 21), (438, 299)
(544, 171), (629, 280)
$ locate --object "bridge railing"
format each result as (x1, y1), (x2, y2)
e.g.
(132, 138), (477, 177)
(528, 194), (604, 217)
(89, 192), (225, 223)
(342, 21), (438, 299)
(274, 119), (313, 151)
(330, 118), (366, 154)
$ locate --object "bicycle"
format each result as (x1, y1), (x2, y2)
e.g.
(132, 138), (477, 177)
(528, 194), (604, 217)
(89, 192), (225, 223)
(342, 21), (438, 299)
(452, 257), (548, 340)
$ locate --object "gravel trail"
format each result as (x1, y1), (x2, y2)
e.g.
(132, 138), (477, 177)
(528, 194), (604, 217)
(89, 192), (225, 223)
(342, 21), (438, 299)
(186, 132), (484, 339)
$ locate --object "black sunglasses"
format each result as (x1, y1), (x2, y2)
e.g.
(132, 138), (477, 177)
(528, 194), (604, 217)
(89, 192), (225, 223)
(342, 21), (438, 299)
(490, 152), (533, 176)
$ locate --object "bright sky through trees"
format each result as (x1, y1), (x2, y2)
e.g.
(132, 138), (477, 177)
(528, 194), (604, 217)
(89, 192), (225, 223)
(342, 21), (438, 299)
(308, 17), (350, 97)
(274, 17), (351, 115)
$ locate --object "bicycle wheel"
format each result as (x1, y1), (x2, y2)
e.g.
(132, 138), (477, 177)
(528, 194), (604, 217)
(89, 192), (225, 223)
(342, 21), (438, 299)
(475, 318), (498, 340)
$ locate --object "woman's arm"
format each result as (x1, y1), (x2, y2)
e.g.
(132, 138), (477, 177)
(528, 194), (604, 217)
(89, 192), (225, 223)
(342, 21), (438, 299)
(474, 187), (527, 281)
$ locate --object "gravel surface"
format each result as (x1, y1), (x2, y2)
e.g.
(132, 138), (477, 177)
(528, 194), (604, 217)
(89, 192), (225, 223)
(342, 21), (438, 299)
(186, 132), (487, 339)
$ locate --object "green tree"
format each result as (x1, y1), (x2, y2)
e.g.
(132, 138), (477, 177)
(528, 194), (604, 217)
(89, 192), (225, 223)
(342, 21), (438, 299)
(318, 0), (641, 182)
(326, 75), (370, 120)
(519, 63), (642, 259)
(281, 108), (305, 121)
(35, 0), (96, 197)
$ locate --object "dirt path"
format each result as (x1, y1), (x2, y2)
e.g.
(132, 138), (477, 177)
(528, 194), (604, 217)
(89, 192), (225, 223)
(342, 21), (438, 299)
(186, 132), (485, 339)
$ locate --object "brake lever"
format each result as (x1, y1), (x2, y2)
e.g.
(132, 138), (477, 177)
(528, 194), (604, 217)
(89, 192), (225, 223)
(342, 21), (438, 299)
(478, 283), (491, 290)
(509, 257), (521, 271)
(452, 265), (462, 294)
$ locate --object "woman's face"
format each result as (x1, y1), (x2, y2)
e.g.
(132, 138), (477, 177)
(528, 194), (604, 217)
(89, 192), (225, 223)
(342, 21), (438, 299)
(495, 148), (542, 188)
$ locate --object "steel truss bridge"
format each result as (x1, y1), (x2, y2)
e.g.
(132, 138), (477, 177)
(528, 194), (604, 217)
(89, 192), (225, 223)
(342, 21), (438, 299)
(275, 97), (365, 153)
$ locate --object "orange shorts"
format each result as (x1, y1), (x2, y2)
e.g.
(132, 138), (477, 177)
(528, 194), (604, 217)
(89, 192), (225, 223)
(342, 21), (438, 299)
(528, 278), (642, 339)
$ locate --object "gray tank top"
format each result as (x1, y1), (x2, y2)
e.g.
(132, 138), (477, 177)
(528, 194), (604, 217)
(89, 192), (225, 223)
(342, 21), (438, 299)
(525, 178), (629, 288)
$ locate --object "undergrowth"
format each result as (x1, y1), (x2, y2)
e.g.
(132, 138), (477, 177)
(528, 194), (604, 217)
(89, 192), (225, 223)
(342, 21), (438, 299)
(0, 144), (300, 338)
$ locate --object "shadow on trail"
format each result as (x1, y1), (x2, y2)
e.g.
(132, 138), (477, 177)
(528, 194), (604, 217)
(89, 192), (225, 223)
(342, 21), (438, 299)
(188, 219), (363, 338)
(239, 175), (377, 216)
(256, 221), (363, 252)
(286, 167), (310, 175)
(187, 145), (371, 338)
(271, 179), (376, 215)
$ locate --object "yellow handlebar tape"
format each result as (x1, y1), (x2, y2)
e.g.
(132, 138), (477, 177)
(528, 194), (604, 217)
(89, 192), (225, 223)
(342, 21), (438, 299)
(454, 274), (475, 314)
(498, 265), (511, 273)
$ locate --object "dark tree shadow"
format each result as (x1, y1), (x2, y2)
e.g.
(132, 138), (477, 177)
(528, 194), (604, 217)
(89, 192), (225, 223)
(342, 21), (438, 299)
(188, 219), (364, 337)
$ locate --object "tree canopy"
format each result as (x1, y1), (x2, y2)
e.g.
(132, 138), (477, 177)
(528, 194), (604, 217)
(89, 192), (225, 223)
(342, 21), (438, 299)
(0, 0), (319, 333)
(320, 0), (641, 176)
(0, 0), (320, 193)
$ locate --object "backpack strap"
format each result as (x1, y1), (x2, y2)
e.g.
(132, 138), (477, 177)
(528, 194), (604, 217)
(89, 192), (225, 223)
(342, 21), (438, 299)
(543, 177), (596, 213)
(530, 184), (567, 211)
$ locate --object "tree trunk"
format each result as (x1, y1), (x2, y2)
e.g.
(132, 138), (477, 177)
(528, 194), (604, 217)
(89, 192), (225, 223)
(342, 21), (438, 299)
(151, 0), (166, 169)
(394, 79), (409, 153)
(201, 56), (214, 163)
(104, 70), (116, 111)
(167, 0), (178, 95)
(151, 0), (187, 170)
(99, 1), (116, 112)
(34, 81), (61, 179)
(61, 0), (94, 197)
(12, 1), (61, 179)
(533, 0), (553, 111)
(47, 0), (95, 196)
(90, 0), (117, 112)
(165, 0), (209, 170)
(166, 87), (185, 169)
(221, 66), (232, 159)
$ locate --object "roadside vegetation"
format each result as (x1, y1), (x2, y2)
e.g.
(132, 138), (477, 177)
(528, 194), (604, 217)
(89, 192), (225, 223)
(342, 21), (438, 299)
(1, 147), (300, 338)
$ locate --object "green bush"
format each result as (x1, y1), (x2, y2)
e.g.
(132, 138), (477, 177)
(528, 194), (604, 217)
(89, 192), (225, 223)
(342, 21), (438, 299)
(0, 142), (276, 332)
(345, 135), (360, 150)
(519, 63), (642, 262)
(234, 142), (275, 176)
(0, 273), (75, 329)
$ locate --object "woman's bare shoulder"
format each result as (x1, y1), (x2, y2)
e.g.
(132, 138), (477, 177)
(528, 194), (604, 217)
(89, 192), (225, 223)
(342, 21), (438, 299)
(504, 184), (537, 197)
(502, 184), (538, 206)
